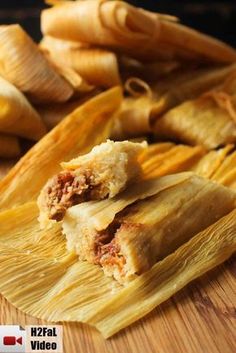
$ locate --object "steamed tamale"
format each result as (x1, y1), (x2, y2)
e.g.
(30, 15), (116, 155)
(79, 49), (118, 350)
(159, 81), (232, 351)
(154, 95), (236, 149)
(41, 36), (121, 88)
(0, 87), (122, 210)
(63, 173), (236, 283)
(41, 0), (236, 63)
(38, 140), (146, 226)
(0, 77), (46, 140)
(0, 133), (21, 158)
(0, 24), (73, 103)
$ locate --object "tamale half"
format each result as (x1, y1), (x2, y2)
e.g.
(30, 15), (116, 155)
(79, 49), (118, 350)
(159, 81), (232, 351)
(0, 24), (73, 103)
(0, 77), (46, 141)
(63, 173), (236, 283)
(0, 87), (122, 210)
(38, 140), (147, 226)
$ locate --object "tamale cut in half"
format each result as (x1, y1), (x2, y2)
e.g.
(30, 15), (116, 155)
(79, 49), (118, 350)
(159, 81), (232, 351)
(63, 172), (236, 283)
(38, 140), (147, 227)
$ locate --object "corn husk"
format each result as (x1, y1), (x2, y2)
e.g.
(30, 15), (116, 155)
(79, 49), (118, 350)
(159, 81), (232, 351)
(41, 36), (121, 88)
(0, 201), (235, 338)
(0, 87), (123, 210)
(63, 173), (236, 283)
(142, 145), (205, 179)
(154, 95), (236, 149)
(41, 0), (236, 63)
(0, 24), (73, 103)
(0, 77), (46, 140)
(0, 133), (21, 158)
(211, 151), (236, 186)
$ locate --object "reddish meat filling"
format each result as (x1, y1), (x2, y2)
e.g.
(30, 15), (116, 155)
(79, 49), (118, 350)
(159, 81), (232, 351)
(46, 170), (98, 221)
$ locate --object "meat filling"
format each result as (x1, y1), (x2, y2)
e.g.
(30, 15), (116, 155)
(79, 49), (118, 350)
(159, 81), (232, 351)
(45, 170), (106, 221)
(94, 220), (126, 272)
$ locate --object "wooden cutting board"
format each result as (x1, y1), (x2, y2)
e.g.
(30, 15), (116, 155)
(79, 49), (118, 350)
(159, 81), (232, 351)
(0, 161), (235, 353)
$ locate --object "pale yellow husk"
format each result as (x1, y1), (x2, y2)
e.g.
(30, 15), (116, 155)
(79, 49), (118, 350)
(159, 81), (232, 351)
(0, 76), (46, 140)
(41, 36), (121, 88)
(0, 202), (235, 338)
(0, 133), (21, 158)
(41, 0), (236, 63)
(0, 87), (123, 210)
(0, 24), (73, 103)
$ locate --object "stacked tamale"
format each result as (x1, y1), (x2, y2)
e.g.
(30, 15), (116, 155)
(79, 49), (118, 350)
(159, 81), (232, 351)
(0, 0), (236, 339)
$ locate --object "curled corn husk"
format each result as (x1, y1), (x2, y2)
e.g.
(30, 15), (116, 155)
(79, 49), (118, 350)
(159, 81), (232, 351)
(0, 200), (235, 337)
(0, 76), (46, 140)
(41, 36), (121, 88)
(0, 24), (73, 103)
(0, 87), (123, 210)
(41, 0), (236, 63)
(0, 133), (21, 158)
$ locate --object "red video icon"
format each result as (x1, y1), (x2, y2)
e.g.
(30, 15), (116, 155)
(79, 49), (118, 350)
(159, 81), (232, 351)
(3, 336), (22, 346)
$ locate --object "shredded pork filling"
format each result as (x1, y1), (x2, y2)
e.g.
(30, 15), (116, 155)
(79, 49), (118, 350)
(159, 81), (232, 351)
(46, 170), (106, 221)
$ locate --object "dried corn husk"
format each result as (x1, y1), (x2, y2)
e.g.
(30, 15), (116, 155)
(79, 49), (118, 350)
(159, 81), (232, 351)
(0, 200), (235, 337)
(63, 173), (236, 282)
(0, 87), (122, 210)
(41, 0), (236, 63)
(154, 95), (236, 149)
(0, 77), (46, 140)
(41, 36), (121, 88)
(0, 24), (73, 103)
(0, 133), (21, 158)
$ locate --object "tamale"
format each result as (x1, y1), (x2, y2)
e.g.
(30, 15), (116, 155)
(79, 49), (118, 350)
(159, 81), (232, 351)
(41, 0), (236, 63)
(0, 77), (46, 140)
(0, 87), (122, 210)
(0, 24), (73, 103)
(41, 36), (121, 88)
(38, 140), (147, 226)
(211, 151), (236, 184)
(154, 95), (236, 149)
(63, 173), (236, 283)
(0, 133), (21, 158)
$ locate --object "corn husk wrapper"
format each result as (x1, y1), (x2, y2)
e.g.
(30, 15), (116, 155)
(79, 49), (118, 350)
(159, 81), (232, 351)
(63, 173), (236, 283)
(0, 134), (21, 158)
(0, 24), (73, 103)
(0, 77), (46, 140)
(151, 64), (236, 117)
(0, 200), (235, 337)
(190, 145), (234, 178)
(0, 87), (123, 210)
(41, 0), (236, 63)
(111, 96), (160, 139)
(41, 36), (121, 88)
(211, 151), (236, 187)
(142, 145), (205, 179)
(154, 95), (236, 149)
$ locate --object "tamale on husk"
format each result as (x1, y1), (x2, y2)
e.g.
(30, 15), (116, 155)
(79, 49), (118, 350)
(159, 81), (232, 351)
(63, 173), (236, 283)
(154, 95), (236, 149)
(41, 0), (236, 63)
(41, 36), (121, 88)
(38, 140), (146, 227)
(0, 77), (46, 140)
(0, 195), (235, 337)
(0, 24), (73, 103)
(0, 87), (122, 210)
(0, 133), (21, 158)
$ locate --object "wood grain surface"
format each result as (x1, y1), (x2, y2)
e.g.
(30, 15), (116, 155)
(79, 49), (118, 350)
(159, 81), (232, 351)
(0, 162), (235, 353)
